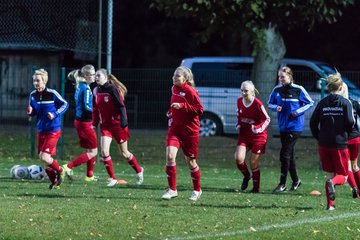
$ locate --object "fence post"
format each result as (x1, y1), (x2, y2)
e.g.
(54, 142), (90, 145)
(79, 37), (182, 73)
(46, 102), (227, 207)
(58, 67), (66, 160)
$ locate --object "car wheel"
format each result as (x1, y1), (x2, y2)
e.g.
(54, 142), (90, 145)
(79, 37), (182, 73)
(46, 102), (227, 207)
(200, 114), (222, 137)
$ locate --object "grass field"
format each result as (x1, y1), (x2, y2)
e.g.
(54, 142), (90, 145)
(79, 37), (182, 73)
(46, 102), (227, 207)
(0, 128), (360, 240)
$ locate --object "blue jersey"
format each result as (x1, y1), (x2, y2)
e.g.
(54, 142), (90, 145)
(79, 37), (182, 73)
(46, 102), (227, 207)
(28, 88), (69, 133)
(268, 83), (314, 132)
(75, 82), (93, 121)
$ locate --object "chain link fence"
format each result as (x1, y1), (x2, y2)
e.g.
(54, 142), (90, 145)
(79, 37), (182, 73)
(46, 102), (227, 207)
(0, 0), (99, 57)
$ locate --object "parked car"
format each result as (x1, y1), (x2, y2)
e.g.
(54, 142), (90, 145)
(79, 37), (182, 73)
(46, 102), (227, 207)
(181, 56), (360, 136)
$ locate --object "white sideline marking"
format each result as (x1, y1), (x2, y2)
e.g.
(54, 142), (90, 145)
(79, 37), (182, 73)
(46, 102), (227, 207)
(164, 212), (360, 240)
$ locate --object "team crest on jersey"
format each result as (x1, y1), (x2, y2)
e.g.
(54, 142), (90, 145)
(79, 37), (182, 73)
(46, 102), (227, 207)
(180, 92), (185, 96)
(104, 96), (109, 102)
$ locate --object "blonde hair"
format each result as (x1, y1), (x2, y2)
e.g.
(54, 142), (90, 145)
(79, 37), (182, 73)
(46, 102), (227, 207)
(176, 66), (195, 87)
(279, 66), (294, 83)
(67, 69), (86, 87)
(33, 68), (48, 84)
(241, 80), (259, 96)
(327, 71), (343, 93)
(81, 64), (95, 76)
(98, 68), (128, 98)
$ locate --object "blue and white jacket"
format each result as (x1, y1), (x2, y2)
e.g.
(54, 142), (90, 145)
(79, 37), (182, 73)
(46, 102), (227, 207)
(75, 82), (93, 122)
(28, 88), (69, 133)
(268, 83), (314, 132)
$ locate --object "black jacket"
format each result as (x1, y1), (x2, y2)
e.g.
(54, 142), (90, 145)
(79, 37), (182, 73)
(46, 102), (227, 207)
(310, 94), (354, 148)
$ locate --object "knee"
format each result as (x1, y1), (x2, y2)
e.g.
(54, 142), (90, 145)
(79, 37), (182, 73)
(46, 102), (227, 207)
(88, 149), (98, 159)
(188, 158), (198, 169)
(166, 152), (176, 162)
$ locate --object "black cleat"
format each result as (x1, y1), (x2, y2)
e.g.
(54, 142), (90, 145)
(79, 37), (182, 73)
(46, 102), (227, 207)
(290, 179), (302, 191)
(326, 179), (336, 201)
(273, 184), (287, 193)
(240, 177), (251, 191)
(352, 187), (359, 198)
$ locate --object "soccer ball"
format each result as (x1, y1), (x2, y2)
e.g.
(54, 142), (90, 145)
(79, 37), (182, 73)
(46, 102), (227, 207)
(28, 165), (45, 180)
(12, 165), (30, 179)
(10, 165), (20, 178)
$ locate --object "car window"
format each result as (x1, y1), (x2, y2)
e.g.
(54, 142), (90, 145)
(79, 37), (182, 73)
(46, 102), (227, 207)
(283, 64), (320, 92)
(192, 62), (252, 88)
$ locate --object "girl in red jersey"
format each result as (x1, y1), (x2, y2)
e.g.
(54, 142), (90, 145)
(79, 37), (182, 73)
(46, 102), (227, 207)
(62, 65), (98, 182)
(235, 81), (270, 193)
(339, 83), (360, 198)
(162, 66), (204, 201)
(310, 72), (354, 210)
(92, 68), (144, 187)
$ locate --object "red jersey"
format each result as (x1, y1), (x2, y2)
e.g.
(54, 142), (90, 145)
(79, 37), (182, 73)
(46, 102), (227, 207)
(92, 82), (128, 128)
(237, 97), (270, 141)
(168, 83), (203, 135)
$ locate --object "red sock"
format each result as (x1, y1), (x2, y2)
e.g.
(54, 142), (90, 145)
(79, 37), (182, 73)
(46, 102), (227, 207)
(49, 159), (62, 172)
(252, 167), (260, 192)
(325, 181), (334, 207)
(347, 170), (357, 188)
(237, 161), (250, 179)
(332, 175), (347, 186)
(68, 153), (89, 168)
(86, 157), (96, 177)
(166, 163), (177, 191)
(45, 167), (57, 185)
(353, 170), (360, 188)
(127, 154), (142, 173)
(190, 166), (201, 192)
(103, 156), (116, 179)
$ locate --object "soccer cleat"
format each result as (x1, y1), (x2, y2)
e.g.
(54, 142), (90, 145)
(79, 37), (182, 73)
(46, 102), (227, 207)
(250, 188), (259, 193)
(290, 179), (302, 191)
(107, 178), (118, 187)
(62, 164), (73, 180)
(55, 168), (65, 187)
(49, 183), (60, 190)
(326, 179), (336, 201)
(136, 167), (144, 185)
(326, 205), (335, 211)
(162, 189), (178, 200)
(189, 190), (202, 201)
(240, 177), (251, 191)
(273, 184), (287, 193)
(352, 187), (359, 198)
(85, 176), (99, 182)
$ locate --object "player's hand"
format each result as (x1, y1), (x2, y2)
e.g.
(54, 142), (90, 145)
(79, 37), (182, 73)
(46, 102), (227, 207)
(27, 106), (32, 115)
(276, 106), (282, 112)
(47, 112), (54, 120)
(235, 124), (240, 131)
(171, 103), (181, 109)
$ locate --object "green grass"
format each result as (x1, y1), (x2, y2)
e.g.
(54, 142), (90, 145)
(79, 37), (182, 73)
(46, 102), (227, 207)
(0, 130), (360, 240)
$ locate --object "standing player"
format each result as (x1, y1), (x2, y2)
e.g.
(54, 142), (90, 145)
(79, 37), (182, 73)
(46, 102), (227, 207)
(161, 66), (204, 201)
(27, 68), (69, 189)
(62, 65), (98, 182)
(338, 83), (360, 198)
(92, 68), (144, 187)
(268, 66), (314, 193)
(310, 72), (354, 210)
(235, 81), (270, 193)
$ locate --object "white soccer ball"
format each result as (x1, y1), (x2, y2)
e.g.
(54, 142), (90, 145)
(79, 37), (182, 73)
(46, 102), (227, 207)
(28, 165), (45, 180)
(13, 166), (30, 179)
(10, 165), (20, 178)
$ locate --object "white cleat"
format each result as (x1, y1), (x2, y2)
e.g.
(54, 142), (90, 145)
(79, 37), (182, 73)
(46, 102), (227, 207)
(189, 190), (202, 201)
(136, 167), (144, 185)
(107, 178), (118, 187)
(162, 189), (178, 200)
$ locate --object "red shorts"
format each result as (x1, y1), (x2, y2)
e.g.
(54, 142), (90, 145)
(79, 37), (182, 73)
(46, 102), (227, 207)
(318, 146), (349, 175)
(237, 135), (266, 154)
(37, 130), (61, 155)
(348, 137), (360, 160)
(74, 120), (98, 149)
(101, 124), (130, 144)
(166, 129), (199, 159)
